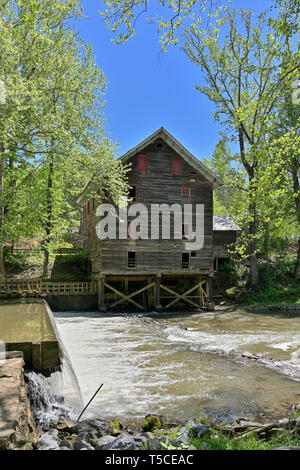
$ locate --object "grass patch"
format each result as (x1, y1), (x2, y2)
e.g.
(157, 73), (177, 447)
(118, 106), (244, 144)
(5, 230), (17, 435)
(191, 430), (300, 450)
(241, 285), (300, 306)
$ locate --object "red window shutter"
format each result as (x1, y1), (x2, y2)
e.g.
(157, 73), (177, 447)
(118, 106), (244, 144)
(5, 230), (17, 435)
(172, 157), (182, 175)
(182, 187), (190, 197)
(138, 154), (147, 172)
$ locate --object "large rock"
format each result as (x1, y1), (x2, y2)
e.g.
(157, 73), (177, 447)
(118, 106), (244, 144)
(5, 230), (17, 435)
(141, 415), (162, 432)
(73, 419), (110, 439)
(177, 428), (190, 446)
(37, 432), (60, 450)
(133, 435), (147, 449)
(189, 424), (211, 439)
(56, 418), (77, 433)
(147, 438), (181, 450)
(73, 440), (94, 450)
(104, 434), (136, 450)
(93, 435), (116, 450)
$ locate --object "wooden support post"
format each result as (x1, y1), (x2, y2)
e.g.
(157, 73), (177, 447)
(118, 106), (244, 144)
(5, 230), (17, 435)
(154, 274), (162, 312)
(98, 275), (106, 312)
(206, 273), (215, 311)
(124, 277), (128, 307)
(198, 276), (204, 308)
(147, 277), (153, 310)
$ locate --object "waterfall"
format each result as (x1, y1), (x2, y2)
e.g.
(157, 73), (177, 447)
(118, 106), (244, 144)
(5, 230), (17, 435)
(43, 300), (84, 410)
(26, 371), (76, 428)
(25, 304), (85, 429)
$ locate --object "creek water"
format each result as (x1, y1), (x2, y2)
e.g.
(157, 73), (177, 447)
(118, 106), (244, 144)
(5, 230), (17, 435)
(53, 309), (300, 424)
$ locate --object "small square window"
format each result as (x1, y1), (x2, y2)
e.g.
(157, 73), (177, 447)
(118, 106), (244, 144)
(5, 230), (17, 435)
(182, 253), (190, 269)
(182, 187), (190, 197)
(128, 251), (136, 268)
(129, 185), (137, 201)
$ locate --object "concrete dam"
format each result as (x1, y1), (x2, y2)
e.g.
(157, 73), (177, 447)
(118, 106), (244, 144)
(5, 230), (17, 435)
(0, 299), (61, 373)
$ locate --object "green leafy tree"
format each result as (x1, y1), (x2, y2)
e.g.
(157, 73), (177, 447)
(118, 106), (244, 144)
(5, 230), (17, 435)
(182, 8), (299, 286)
(100, 0), (222, 50)
(260, 92), (300, 279)
(203, 138), (248, 220)
(0, 0), (128, 278)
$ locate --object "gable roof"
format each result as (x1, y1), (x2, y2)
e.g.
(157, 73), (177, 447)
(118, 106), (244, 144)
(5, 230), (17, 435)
(119, 127), (223, 189)
(213, 216), (240, 231)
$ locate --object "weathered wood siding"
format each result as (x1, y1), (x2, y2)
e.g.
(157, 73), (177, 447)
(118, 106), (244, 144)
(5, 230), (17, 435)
(213, 230), (237, 257)
(85, 137), (215, 274)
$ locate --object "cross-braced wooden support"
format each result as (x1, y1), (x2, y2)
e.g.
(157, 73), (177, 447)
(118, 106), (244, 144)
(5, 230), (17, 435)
(104, 281), (155, 311)
(206, 273), (215, 311)
(160, 280), (206, 310)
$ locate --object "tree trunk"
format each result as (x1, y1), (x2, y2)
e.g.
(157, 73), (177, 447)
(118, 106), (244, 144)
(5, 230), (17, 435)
(42, 153), (54, 278)
(295, 237), (300, 281)
(238, 129), (259, 287)
(292, 163), (300, 281)
(249, 254), (259, 286)
(0, 146), (6, 279)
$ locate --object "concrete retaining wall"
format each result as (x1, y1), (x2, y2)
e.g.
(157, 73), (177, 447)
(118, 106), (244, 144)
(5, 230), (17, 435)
(46, 294), (98, 311)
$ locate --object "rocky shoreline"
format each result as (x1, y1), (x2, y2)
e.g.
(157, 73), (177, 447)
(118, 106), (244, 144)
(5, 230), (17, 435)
(33, 410), (300, 451)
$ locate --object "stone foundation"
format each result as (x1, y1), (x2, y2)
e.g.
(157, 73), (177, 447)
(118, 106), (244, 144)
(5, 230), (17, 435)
(0, 352), (37, 450)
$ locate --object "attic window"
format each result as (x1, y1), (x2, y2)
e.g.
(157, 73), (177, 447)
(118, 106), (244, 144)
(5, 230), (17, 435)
(172, 157), (182, 175)
(137, 154), (147, 172)
(128, 251), (136, 268)
(182, 253), (190, 269)
(156, 142), (164, 150)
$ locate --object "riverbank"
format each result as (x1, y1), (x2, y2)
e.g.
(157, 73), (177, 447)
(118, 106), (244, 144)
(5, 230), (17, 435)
(33, 410), (300, 451)
(2, 360), (300, 451)
(2, 303), (300, 451)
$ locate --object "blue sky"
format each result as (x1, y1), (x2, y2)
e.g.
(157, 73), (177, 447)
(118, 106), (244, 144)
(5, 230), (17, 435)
(78, 0), (272, 159)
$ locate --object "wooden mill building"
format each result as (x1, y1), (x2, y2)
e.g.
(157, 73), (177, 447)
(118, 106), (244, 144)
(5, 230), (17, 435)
(77, 128), (238, 312)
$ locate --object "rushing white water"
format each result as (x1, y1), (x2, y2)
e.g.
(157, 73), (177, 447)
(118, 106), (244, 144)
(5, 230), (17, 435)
(53, 310), (300, 423)
(26, 371), (76, 427)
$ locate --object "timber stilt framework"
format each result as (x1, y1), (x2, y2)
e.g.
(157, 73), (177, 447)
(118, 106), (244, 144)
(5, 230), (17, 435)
(0, 274), (213, 311)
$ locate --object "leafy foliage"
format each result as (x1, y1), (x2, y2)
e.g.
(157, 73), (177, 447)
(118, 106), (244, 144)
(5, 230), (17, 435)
(0, 0), (128, 277)
(99, 0), (221, 50)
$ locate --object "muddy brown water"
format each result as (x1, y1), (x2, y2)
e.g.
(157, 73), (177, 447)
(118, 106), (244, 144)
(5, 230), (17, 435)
(52, 309), (300, 424)
(0, 299), (57, 343)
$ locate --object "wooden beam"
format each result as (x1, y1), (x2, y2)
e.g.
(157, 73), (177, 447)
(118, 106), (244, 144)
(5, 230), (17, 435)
(162, 281), (205, 309)
(104, 282), (145, 311)
(154, 274), (162, 311)
(110, 282), (155, 309)
(98, 276), (106, 312)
